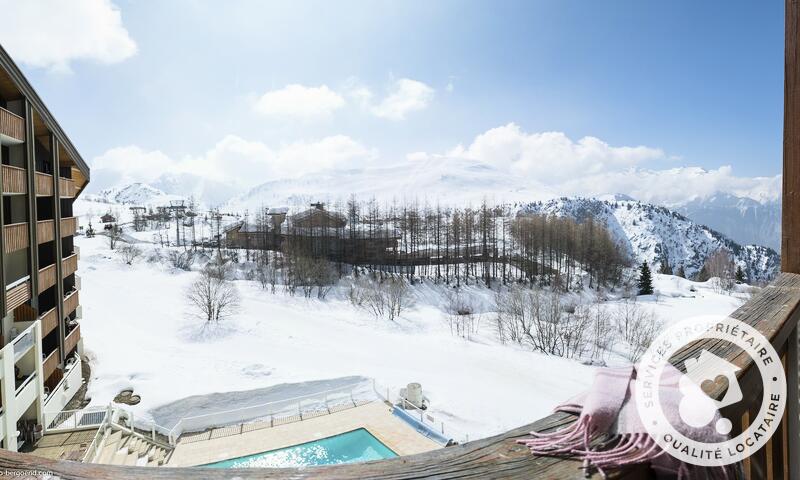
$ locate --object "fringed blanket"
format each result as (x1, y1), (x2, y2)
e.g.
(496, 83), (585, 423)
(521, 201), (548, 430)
(517, 366), (736, 479)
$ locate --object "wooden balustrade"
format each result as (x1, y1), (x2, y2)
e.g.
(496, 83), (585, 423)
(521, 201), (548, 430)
(63, 324), (80, 356)
(43, 348), (60, 380)
(37, 219), (54, 244)
(34, 172), (52, 196)
(58, 177), (76, 198)
(62, 253), (78, 278)
(39, 307), (57, 337)
(60, 217), (77, 238)
(2, 222), (28, 253)
(1, 165), (26, 194)
(0, 107), (24, 143)
(63, 290), (79, 315)
(5, 279), (30, 313)
(37, 264), (56, 294)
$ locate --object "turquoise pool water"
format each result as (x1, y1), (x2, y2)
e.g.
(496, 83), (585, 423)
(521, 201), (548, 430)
(202, 428), (397, 468)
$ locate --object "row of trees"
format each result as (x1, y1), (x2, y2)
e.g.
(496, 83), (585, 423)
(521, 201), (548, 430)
(244, 198), (631, 292)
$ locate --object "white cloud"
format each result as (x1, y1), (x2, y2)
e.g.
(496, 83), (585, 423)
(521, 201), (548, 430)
(557, 167), (782, 205)
(89, 134), (376, 193)
(371, 78), (435, 120)
(453, 123), (664, 182)
(0, 0), (136, 72)
(253, 84), (345, 119)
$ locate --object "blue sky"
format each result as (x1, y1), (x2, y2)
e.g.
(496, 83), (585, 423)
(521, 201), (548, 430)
(0, 0), (784, 201)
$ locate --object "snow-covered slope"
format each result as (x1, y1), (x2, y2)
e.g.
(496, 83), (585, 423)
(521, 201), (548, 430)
(521, 197), (780, 283)
(675, 194), (781, 251)
(84, 183), (184, 206)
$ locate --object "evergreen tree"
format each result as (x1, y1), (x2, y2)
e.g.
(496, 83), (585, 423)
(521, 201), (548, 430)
(638, 261), (654, 295)
(735, 266), (746, 284)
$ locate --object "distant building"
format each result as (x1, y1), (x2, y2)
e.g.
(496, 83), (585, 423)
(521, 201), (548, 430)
(225, 203), (398, 263)
(100, 213), (116, 224)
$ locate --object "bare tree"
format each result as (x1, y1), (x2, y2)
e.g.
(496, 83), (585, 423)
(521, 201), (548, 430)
(613, 299), (661, 362)
(117, 242), (142, 265)
(107, 224), (122, 250)
(185, 270), (240, 325)
(445, 289), (481, 340)
(704, 249), (736, 294)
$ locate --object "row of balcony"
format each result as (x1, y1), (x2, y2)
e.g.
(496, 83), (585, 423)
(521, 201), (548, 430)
(5, 253), (78, 312)
(2, 217), (77, 254)
(1, 165), (76, 198)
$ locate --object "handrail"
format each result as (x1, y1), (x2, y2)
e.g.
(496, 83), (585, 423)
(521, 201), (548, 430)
(0, 273), (798, 478)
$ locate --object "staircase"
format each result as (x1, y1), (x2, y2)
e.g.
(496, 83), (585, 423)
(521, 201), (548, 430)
(82, 408), (174, 467)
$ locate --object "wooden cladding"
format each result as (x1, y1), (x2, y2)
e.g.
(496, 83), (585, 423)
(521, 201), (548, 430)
(63, 290), (79, 315)
(64, 324), (80, 355)
(3, 223), (28, 253)
(2, 165), (26, 194)
(62, 253), (78, 278)
(37, 264), (56, 294)
(37, 220), (54, 244)
(58, 178), (76, 198)
(12, 303), (36, 323)
(0, 107), (24, 143)
(40, 307), (57, 337)
(5, 280), (30, 312)
(34, 172), (52, 196)
(43, 348), (60, 380)
(60, 217), (77, 238)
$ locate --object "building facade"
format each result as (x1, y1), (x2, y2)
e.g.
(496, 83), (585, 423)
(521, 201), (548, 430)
(0, 45), (89, 451)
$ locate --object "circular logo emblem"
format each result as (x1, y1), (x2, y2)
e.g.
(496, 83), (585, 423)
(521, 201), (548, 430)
(635, 315), (786, 467)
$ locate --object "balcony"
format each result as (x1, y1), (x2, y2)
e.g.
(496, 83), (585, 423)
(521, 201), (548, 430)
(2, 223), (28, 254)
(63, 324), (80, 356)
(43, 348), (59, 380)
(0, 107), (24, 144)
(62, 253), (78, 277)
(34, 172), (52, 197)
(63, 290), (78, 316)
(40, 307), (57, 337)
(58, 178), (76, 198)
(36, 219), (54, 244)
(37, 263), (55, 294)
(60, 217), (77, 238)
(5, 277), (30, 312)
(1, 165), (26, 195)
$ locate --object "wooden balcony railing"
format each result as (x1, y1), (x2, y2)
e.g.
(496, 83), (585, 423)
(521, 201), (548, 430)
(58, 178), (76, 198)
(43, 348), (59, 380)
(3, 222), (28, 253)
(60, 217), (77, 238)
(62, 253), (78, 278)
(34, 172), (52, 197)
(37, 219), (54, 244)
(63, 324), (80, 356)
(37, 263), (56, 294)
(0, 107), (24, 143)
(5, 278), (30, 313)
(63, 290), (79, 315)
(1, 165), (26, 194)
(40, 307), (57, 337)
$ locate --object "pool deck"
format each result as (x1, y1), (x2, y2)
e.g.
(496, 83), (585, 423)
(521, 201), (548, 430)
(166, 401), (442, 467)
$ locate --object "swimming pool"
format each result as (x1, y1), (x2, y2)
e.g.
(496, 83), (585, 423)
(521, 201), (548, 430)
(201, 428), (397, 468)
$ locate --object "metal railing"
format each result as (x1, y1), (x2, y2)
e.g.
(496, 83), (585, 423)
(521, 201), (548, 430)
(45, 406), (107, 431)
(373, 381), (469, 445)
(160, 381), (374, 444)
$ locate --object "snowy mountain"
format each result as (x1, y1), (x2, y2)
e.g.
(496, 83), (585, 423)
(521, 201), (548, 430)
(84, 183), (182, 206)
(520, 197), (780, 283)
(225, 158), (554, 212)
(674, 194), (781, 251)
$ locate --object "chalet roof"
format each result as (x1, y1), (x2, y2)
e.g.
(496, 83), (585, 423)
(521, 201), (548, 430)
(291, 207), (346, 223)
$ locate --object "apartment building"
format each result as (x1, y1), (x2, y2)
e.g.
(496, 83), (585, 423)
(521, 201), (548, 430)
(0, 45), (89, 451)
